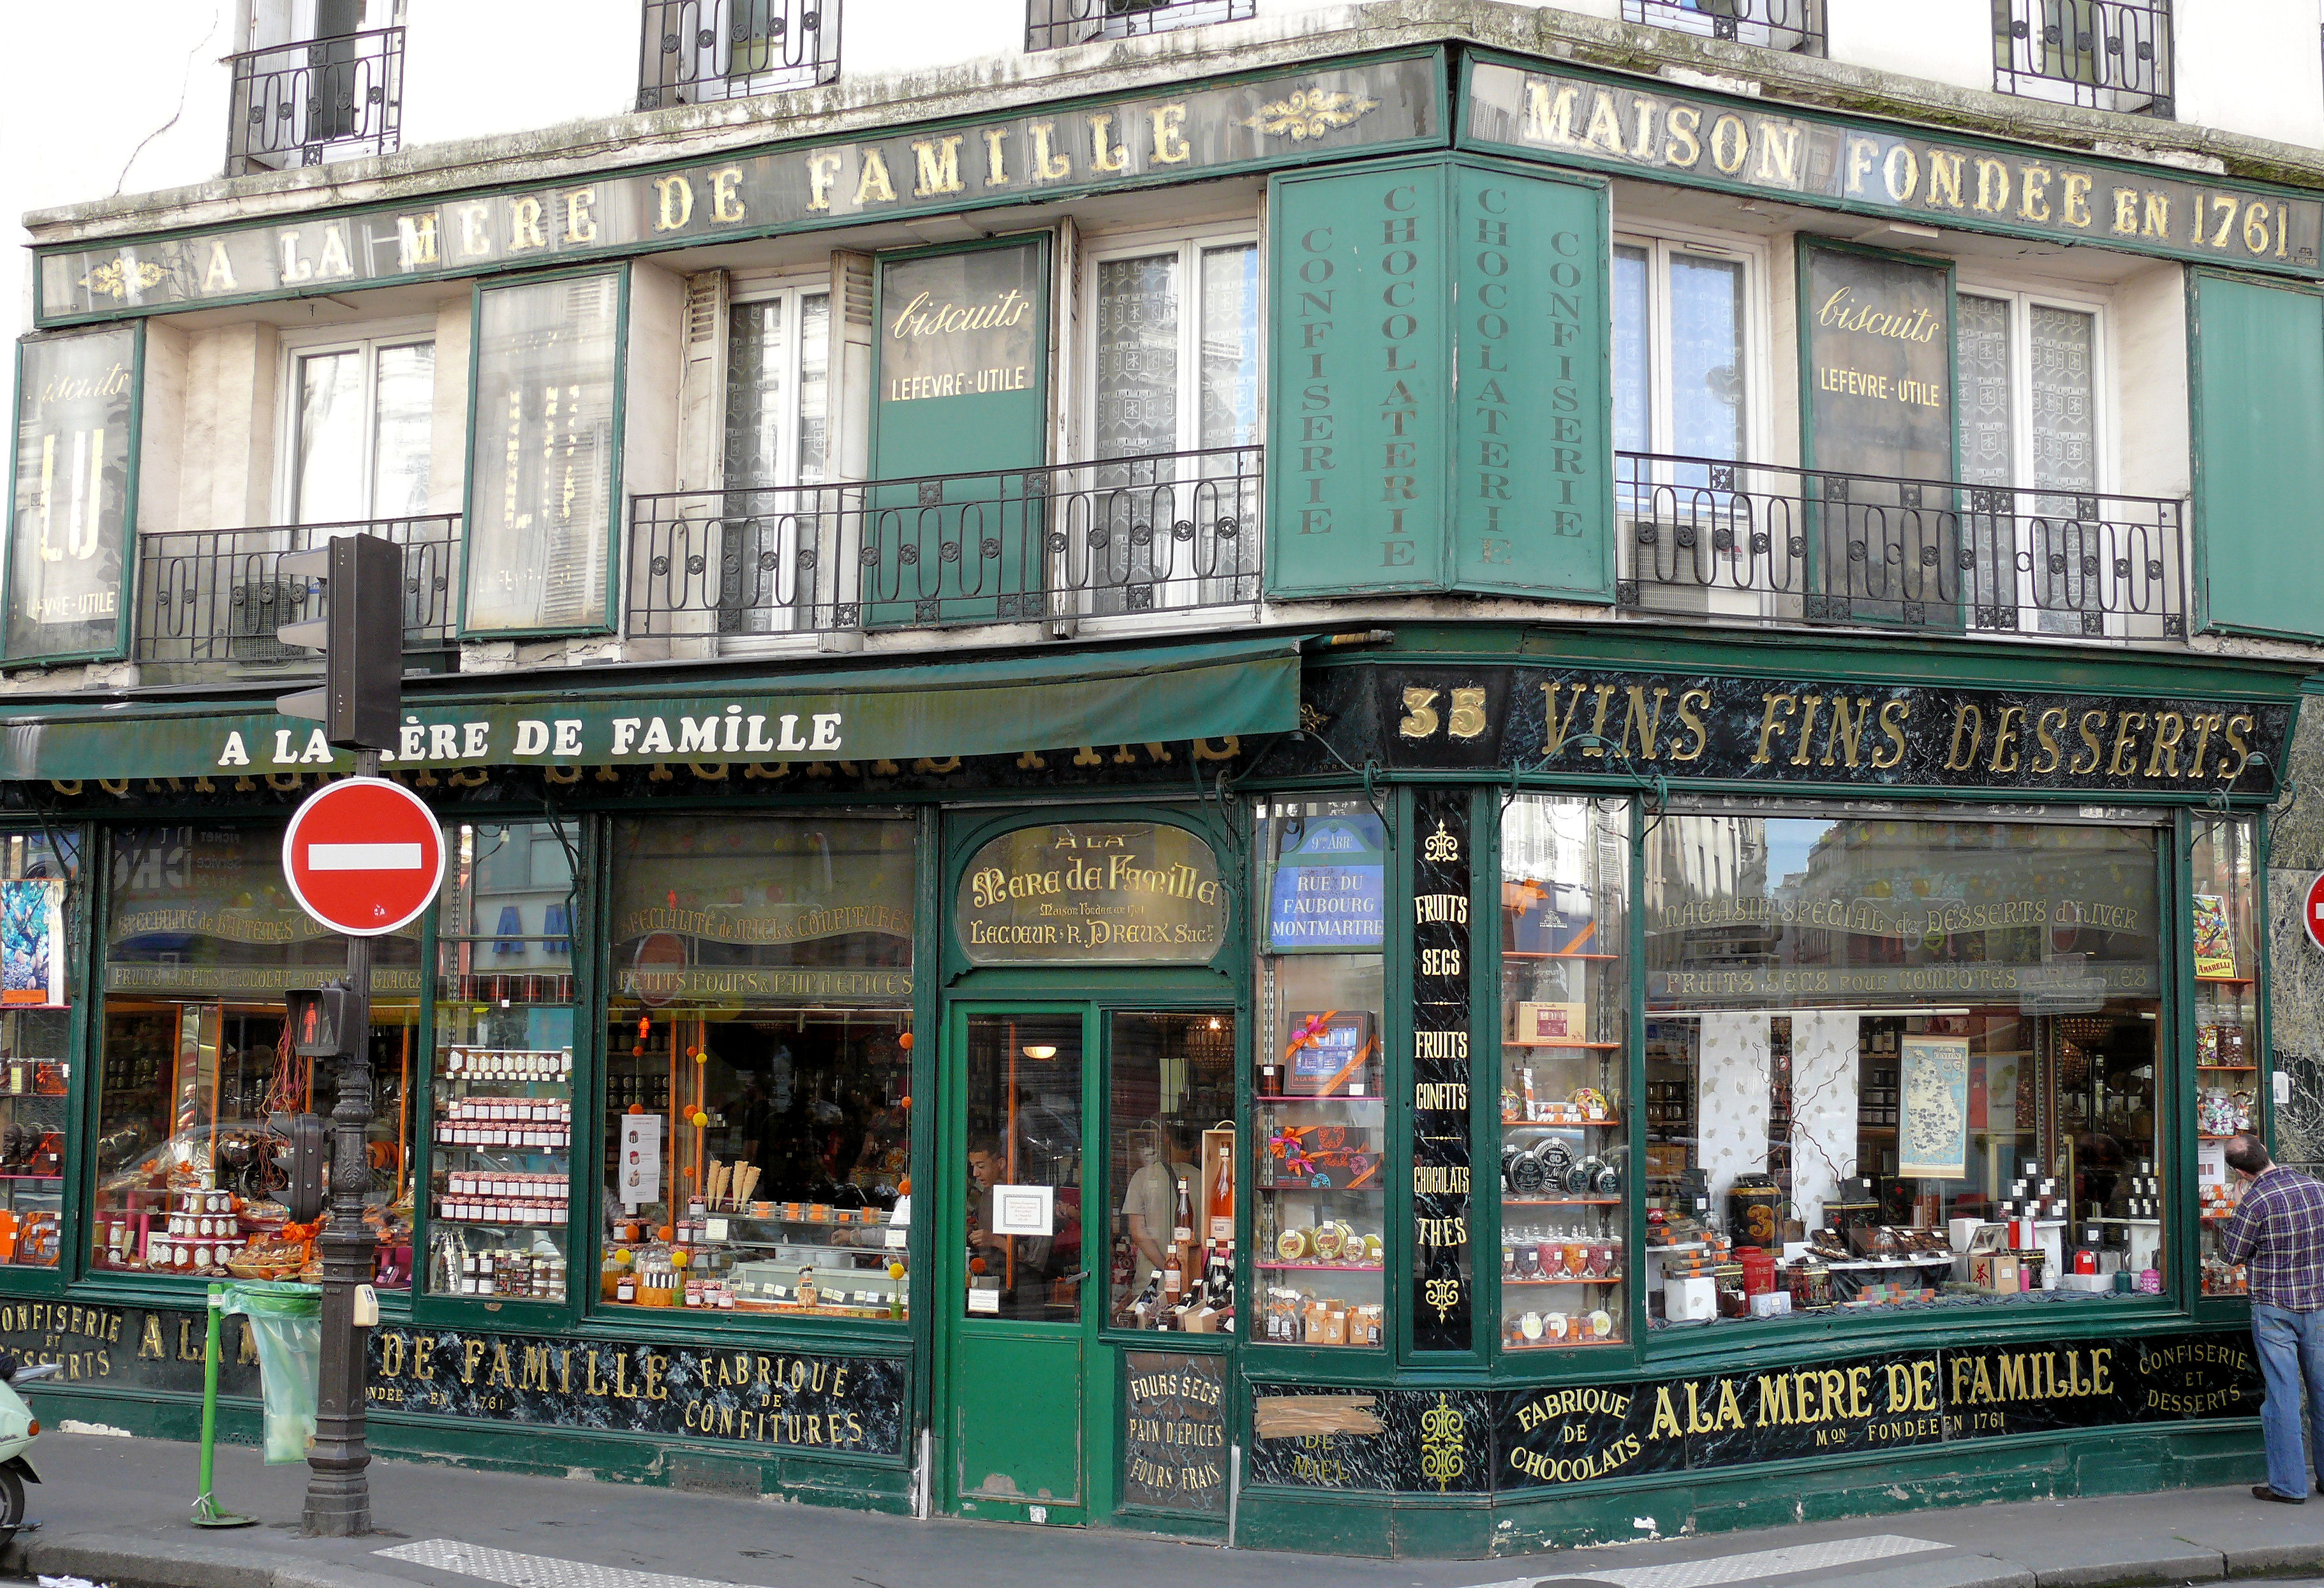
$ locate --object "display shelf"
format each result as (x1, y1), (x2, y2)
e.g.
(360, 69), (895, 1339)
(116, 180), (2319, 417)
(1504, 1198), (1622, 1208)
(2197, 1065), (2259, 1072)
(1502, 1115), (1622, 1129)
(1505, 1336), (1626, 1349)
(1503, 951), (1620, 961)
(1506, 1040), (1623, 1051)
(426, 1044), (573, 1300)
(1507, 1274), (1624, 1286)
(2196, 976), (2255, 984)
(1256, 1261), (1384, 1273)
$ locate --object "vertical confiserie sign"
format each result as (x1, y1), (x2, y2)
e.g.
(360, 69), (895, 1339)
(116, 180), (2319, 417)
(1266, 160), (1450, 595)
(1451, 164), (1611, 599)
(1410, 789), (1473, 1350)
(1265, 158), (1611, 601)
(7, 326), (138, 661)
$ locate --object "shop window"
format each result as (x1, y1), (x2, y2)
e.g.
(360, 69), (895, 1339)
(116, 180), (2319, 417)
(0, 833), (78, 1270)
(1955, 288), (2109, 634)
(423, 821), (578, 1302)
(1251, 799), (1386, 1348)
(1083, 235), (1261, 612)
(1108, 1010), (1237, 1329)
(964, 1011), (1082, 1321)
(281, 327), (436, 526)
(599, 815), (913, 1318)
(1641, 814), (2165, 1325)
(2190, 815), (2260, 1295)
(1497, 797), (1631, 1351)
(94, 826), (420, 1287)
(464, 271), (621, 634)
(717, 285), (829, 637)
(1613, 233), (1758, 484)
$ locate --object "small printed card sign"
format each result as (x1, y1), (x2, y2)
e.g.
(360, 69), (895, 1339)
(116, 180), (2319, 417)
(992, 1184), (1055, 1238)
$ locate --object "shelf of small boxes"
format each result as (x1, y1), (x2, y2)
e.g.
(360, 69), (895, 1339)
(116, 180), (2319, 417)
(436, 1172), (570, 1228)
(433, 1098), (572, 1149)
(1257, 1291), (1382, 1345)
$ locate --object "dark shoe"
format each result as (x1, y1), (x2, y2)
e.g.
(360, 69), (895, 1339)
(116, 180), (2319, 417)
(2254, 1485), (2307, 1504)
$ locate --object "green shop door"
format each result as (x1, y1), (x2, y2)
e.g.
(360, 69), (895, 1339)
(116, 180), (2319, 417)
(941, 1005), (1095, 1519)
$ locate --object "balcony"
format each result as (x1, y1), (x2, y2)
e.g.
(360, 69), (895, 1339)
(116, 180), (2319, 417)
(1622, 0), (1823, 54)
(133, 516), (460, 669)
(224, 26), (404, 177)
(1994, 0), (2172, 117)
(636, 0), (840, 110)
(1613, 453), (2188, 643)
(629, 446), (1261, 641)
(1026, 0), (1254, 52)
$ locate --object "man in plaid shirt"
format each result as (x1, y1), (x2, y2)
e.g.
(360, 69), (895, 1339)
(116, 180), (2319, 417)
(2219, 1135), (2324, 1503)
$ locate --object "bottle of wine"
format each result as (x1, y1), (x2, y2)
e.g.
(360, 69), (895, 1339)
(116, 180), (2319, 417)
(1162, 1247), (1182, 1306)
(1172, 1176), (1194, 1246)
(1210, 1144), (1234, 1242)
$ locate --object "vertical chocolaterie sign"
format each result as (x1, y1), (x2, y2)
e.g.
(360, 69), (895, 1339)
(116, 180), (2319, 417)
(8, 326), (136, 661)
(1410, 789), (1473, 1349)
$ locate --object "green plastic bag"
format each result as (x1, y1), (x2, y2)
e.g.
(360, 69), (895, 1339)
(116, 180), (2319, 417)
(223, 1280), (321, 1464)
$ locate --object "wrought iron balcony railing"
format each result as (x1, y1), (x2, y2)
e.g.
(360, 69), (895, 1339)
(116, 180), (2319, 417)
(224, 26), (404, 177)
(1994, 0), (2172, 116)
(1026, 0), (1254, 51)
(134, 516), (460, 667)
(637, 0), (840, 110)
(1622, 0), (1823, 54)
(629, 446), (1261, 639)
(1614, 452), (2187, 643)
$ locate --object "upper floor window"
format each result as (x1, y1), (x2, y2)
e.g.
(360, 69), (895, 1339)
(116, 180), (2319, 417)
(1612, 232), (1763, 476)
(1622, 0), (1823, 55)
(1993, 0), (2173, 117)
(282, 327), (436, 526)
(636, 0), (840, 110)
(226, 0), (404, 177)
(723, 284), (830, 493)
(1026, 0), (1254, 52)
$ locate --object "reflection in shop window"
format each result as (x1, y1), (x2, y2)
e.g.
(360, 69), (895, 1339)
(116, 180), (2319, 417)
(600, 815), (914, 1317)
(96, 826), (420, 1287)
(1643, 814), (2163, 1325)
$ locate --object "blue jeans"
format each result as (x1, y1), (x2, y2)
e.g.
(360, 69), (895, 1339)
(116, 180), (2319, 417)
(2253, 1304), (2324, 1497)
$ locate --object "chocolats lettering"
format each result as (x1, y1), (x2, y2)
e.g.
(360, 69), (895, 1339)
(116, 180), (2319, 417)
(1410, 792), (1474, 1350)
(1368, 669), (2290, 798)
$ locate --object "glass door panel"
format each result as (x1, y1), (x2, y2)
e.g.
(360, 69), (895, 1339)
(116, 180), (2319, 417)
(963, 1012), (1085, 1321)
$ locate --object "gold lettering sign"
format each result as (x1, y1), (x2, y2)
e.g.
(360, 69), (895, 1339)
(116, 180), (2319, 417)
(1468, 63), (2322, 274)
(954, 820), (1225, 965)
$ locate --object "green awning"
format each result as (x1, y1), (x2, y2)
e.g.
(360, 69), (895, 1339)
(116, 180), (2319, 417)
(0, 637), (1303, 782)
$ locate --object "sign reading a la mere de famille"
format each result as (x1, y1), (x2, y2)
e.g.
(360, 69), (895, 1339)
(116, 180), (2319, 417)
(36, 58), (1439, 324)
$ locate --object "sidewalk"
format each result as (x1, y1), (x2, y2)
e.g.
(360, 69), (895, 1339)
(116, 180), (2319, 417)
(0, 1429), (2317, 1588)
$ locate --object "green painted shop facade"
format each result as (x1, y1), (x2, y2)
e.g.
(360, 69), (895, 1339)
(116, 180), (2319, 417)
(6, 36), (2322, 1560)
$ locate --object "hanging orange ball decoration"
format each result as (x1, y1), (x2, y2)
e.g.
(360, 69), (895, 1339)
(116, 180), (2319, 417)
(897, 1032), (914, 1050)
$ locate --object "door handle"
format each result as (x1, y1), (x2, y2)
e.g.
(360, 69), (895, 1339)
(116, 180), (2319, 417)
(1059, 1270), (1090, 1285)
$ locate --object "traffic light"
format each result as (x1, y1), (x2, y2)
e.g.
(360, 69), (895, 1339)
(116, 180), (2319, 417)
(285, 986), (360, 1060)
(270, 1113), (327, 1224)
(277, 532), (402, 750)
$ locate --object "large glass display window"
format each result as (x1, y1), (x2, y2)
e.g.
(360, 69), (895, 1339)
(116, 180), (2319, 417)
(95, 825), (420, 1287)
(0, 832), (77, 1270)
(1641, 813), (2165, 1327)
(598, 814), (914, 1319)
(1497, 796), (1631, 1352)
(424, 820), (579, 1303)
(1250, 799), (1386, 1349)
(1107, 1010), (1237, 1330)
(2190, 815), (2261, 1296)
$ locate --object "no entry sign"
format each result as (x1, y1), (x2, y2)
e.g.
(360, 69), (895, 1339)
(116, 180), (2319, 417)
(2307, 872), (2324, 954)
(281, 778), (446, 936)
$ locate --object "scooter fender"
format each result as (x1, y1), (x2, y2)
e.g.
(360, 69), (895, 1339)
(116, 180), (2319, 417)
(2, 1453), (40, 1484)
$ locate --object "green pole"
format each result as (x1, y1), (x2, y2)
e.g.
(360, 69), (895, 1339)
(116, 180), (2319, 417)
(191, 1284), (255, 1528)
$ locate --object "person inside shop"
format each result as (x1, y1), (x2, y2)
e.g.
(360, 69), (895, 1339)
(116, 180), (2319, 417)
(1121, 1121), (1197, 1297)
(2218, 1134), (2324, 1504)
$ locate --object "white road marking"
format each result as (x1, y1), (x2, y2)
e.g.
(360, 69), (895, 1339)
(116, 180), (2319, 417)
(307, 842), (423, 870)
(1464, 1532), (1951, 1588)
(375, 1538), (752, 1588)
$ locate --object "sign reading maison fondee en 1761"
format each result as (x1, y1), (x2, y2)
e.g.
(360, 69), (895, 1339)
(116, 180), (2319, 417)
(35, 56), (1440, 324)
(1464, 58), (2324, 276)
